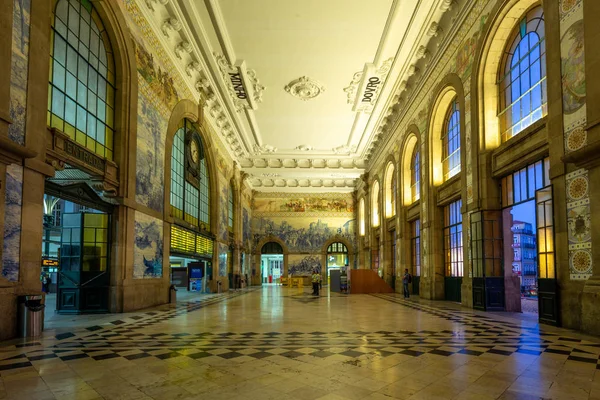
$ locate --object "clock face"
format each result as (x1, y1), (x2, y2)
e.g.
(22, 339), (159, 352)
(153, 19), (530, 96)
(190, 140), (199, 163)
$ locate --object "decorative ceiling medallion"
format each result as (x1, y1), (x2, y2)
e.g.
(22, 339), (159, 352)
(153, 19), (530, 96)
(343, 58), (393, 114)
(214, 53), (265, 112)
(284, 76), (325, 101)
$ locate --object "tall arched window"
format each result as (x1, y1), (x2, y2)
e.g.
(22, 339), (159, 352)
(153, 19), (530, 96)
(499, 5), (546, 142)
(228, 184), (234, 232)
(359, 198), (365, 236)
(411, 149), (420, 202)
(372, 181), (380, 227)
(442, 99), (460, 181)
(49, 0), (115, 160)
(384, 163), (396, 218)
(170, 119), (211, 232)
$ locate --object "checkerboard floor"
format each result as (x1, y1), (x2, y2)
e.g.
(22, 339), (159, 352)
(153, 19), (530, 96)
(1, 286), (600, 399)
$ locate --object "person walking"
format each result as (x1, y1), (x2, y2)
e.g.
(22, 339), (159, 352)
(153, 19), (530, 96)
(311, 269), (320, 296)
(402, 269), (412, 299)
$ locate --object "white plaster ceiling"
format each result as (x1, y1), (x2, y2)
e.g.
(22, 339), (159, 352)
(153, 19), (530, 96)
(141, 0), (454, 192)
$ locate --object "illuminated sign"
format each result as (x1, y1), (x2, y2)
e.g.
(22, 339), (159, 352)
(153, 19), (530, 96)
(171, 226), (213, 257)
(42, 259), (59, 267)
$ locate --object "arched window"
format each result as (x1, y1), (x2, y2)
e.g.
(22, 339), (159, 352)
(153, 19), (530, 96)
(372, 181), (380, 227)
(49, 0), (115, 160)
(170, 119), (210, 232)
(359, 198), (365, 236)
(411, 149), (420, 202)
(384, 163), (396, 218)
(327, 242), (349, 269)
(442, 99), (460, 181)
(499, 5), (546, 142)
(228, 184), (234, 232)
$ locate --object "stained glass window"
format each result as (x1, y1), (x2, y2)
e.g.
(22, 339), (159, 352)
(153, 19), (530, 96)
(442, 99), (461, 181)
(411, 149), (420, 202)
(48, 0), (115, 160)
(499, 5), (546, 142)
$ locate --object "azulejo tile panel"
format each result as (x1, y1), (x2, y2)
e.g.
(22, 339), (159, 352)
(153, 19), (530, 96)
(566, 168), (592, 280)
(1, 164), (23, 282)
(133, 211), (164, 279)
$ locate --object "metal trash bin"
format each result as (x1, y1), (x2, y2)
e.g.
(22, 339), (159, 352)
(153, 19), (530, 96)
(17, 295), (45, 338)
(169, 284), (177, 304)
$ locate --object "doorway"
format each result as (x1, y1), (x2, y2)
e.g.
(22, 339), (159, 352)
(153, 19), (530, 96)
(169, 255), (211, 293)
(326, 242), (348, 286)
(43, 180), (113, 314)
(443, 199), (463, 302)
(261, 242), (284, 284)
(500, 158), (557, 323)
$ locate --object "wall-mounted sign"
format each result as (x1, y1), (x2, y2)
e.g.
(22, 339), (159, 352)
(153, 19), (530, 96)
(343, 58), (394, 114)
(214, 53), (265, 112)
(42, 259), (59, 266)
(64, 139), (106, 171)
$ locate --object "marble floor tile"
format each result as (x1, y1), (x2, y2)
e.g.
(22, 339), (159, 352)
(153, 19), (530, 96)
(2, 287), (600, 399)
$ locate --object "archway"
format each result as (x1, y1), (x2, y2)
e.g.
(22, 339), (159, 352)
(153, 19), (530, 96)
(261, 241), (284, 285)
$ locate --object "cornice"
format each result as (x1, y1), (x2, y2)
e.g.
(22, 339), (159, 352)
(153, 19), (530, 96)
(364, 0), (474, 168)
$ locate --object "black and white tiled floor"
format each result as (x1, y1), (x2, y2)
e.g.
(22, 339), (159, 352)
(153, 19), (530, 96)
(1, 287), (599, 399)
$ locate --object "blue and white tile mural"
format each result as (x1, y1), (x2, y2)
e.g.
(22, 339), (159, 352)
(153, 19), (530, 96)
(218, 242), (228, 277)
(135, 93), (166, 212)
(219, 182), (229, 242)
(252, 217), (355, 253)
(288, 255), (321, 277)
(2, 164), (23, 281)
(242, 207), (251, 246)
(133, 211), (163, 279)
(9, 0), (31, 146)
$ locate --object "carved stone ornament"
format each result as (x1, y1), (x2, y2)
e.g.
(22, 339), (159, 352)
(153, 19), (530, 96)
(284, 76), (325, 101)
(296, 145), (313, 152)
(145, 0), (168, 12)
(343, 58), (394, 114)
(214, 53), (264, 112)
(175, 41), (193, 59)
(332, 145), (356, 155)
(186, 61), (201, 77)
(253, 143), (277, 155)
(161, 17), (182, 37)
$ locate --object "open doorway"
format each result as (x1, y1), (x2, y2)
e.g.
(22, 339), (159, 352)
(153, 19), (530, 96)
(501, 158), (551, 316)
(260, 242), (284, 284)
(43, 180), (113, 315)
(326, 242), (348, 286)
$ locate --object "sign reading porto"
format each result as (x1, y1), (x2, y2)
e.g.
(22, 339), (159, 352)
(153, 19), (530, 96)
(214, 53), (264, 112)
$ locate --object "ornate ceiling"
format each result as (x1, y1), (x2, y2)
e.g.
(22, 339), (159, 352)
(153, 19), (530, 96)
(140, 0), (457, 192)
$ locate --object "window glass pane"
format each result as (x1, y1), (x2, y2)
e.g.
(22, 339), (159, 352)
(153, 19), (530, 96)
(49, 0), (115, 160)
(498, 7), (546, 141)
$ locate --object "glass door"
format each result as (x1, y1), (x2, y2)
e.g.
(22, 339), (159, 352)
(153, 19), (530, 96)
(536, 187), (558, 325)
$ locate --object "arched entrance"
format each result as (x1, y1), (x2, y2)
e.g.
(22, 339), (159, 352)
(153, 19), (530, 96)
(261, 242), (284, 284)
(326, 242), (349, 288)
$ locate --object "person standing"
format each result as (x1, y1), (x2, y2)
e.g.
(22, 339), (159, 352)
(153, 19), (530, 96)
(311, 269), (320, 296)
(402, 269), (412, 299)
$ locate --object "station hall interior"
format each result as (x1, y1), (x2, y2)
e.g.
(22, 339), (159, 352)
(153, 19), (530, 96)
(2, 0), (600, 399)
